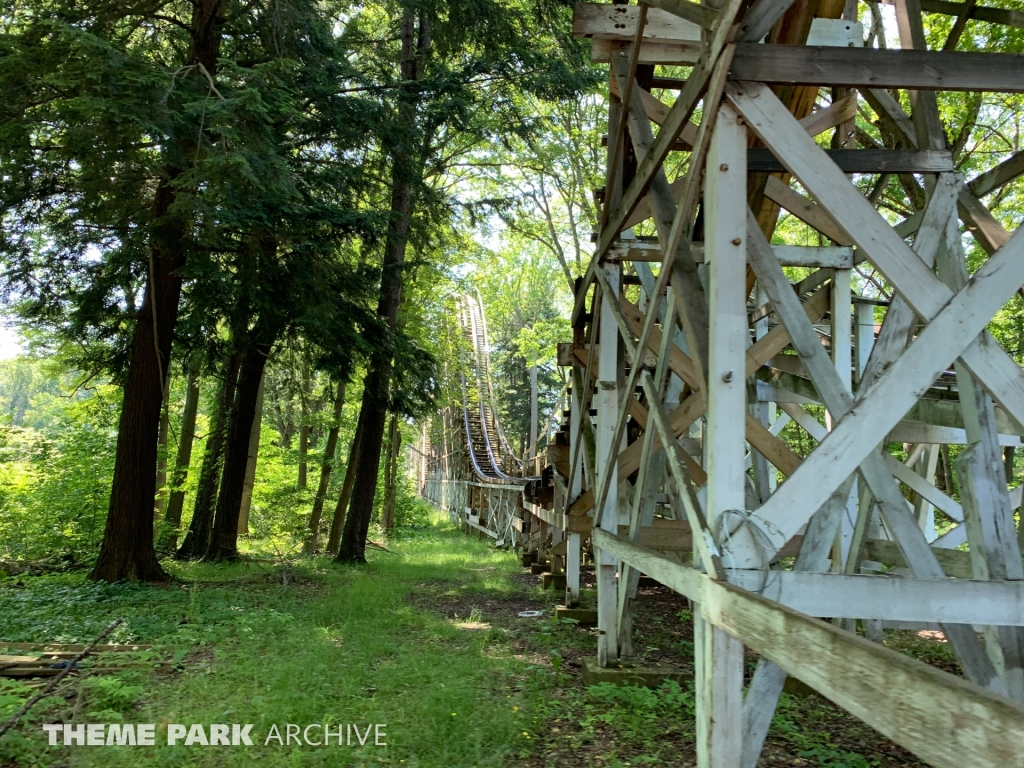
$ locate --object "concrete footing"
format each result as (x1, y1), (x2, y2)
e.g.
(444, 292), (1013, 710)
(555, 605), (597, 625)
(581, 657), (691, 688)
(530, 563), (549, 575)
(541, 572), (566, 590)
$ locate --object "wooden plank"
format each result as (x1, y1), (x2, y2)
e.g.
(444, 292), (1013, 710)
(736, 0), (802, 43)
(764, 176), (852, 245)
(596, 269), (621, 666)
(590, 38), (702, 65)
(728, 569), (1024, 626)
(969, 150), (1024, 199)
(882, 452), (964, 522)
(914, 0), (1024, 29)
(611, 242), (854, 269)
(695, 611), (744, 768)
(595, 528), (1024, 768)
(646, 0), (719, 28)
(729, 43), (1024, 92)
(887, 421), (1022, 447)
(745, 413), (802, 476)
(748, 148), (953, 173)
(573, 2), (703, 42)
(865, 538), (976, 579)
(862, 88), (919, 150)
(799, 94), (858, 138)
(703, 578), (1024, 768)
(773, 245), (853, 268)
(705, 102), (750, 551)
(565, 531), (581, 605)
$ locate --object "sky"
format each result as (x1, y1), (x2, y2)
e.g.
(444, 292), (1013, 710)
(0, 319), (24, 359)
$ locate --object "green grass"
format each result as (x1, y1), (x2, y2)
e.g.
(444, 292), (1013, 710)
(0, 514), (540, 767)
(0, 511), (925, 768)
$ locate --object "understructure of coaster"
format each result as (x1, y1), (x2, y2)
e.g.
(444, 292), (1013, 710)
(422, 1), (1024, 765)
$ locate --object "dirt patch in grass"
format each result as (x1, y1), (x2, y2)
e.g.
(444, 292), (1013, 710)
(408, 580), (550, 624)
(410, 558), (933, 767)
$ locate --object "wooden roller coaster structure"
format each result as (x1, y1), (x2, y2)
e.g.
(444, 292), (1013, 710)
(424, 1), (1024, 764)
(421, 292), (534, 548)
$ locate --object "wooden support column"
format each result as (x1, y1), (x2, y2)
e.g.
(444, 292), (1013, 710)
(566, 380), (584, 606)
(913, 445), (941, 542)
(831, 267), (856, 566)
(697, 101), (745, 768)
(752, 284), (775, 501)
(933, 202), (1024, 701)
(596, 266), (622, 666)
(853, 301), (876, 389)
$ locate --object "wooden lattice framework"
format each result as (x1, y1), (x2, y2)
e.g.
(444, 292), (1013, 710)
(554, 1), (1024, 765)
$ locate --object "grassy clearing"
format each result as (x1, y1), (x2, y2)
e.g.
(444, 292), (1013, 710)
(1, 514), (534, 767)
(0, 512), (926, 768)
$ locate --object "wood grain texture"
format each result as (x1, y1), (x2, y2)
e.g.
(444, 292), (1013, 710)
(731, 44), (1024, 92)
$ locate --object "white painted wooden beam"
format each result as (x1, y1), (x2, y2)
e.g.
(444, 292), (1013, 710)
(593, 528), (1024, 768)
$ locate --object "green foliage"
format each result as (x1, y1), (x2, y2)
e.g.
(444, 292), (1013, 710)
(0, 378), (119, 565)
(580, 681), (695, 742)
(0, 516), (532, 767)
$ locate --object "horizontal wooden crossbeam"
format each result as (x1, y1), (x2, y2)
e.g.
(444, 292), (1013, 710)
(730, 44), (1024, 92)
(748, 148), (953, 173)
(572, 2), (702, 42)
(728, 569), (1024, 626)
(904, 0), (1024, 29)
(592, 529), (1024, 768)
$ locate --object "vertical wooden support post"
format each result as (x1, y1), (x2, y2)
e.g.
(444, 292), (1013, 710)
(752, 284), (776, 500)
(565, 532), (581, 606)
(938, 209), (1024, 700)
(913, 445), (940, 541)
(853, 301), (875, 389)
(696, 611), (744, 768)
(696, 102), (745, 768)
(705, 107), (748, 539)
(566, 380), (583, 606)
(831, 268), (855, 565)
(596, 265), (622, 666)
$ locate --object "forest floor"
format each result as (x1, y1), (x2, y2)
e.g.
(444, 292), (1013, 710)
(0, 512), (949, 767)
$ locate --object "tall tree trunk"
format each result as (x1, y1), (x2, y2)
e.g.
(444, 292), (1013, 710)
(298, 424), (309, 487)
(205, 337), (277, 562)
(382, 413), (400, 531)
(176, 354), (241, 560)
(305, 382), (347, 552)
(326, 413), (363, 555)
(90, 181), (183, 582)
(336, 7), (426, 564)
(155, 407), (170, 518)
(941, 443), (955, 497)
(162, 366), (200, 550)
(298, 363), (310, 487)
(89, 0), (225, 582)
(237, 372), (265, 535)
